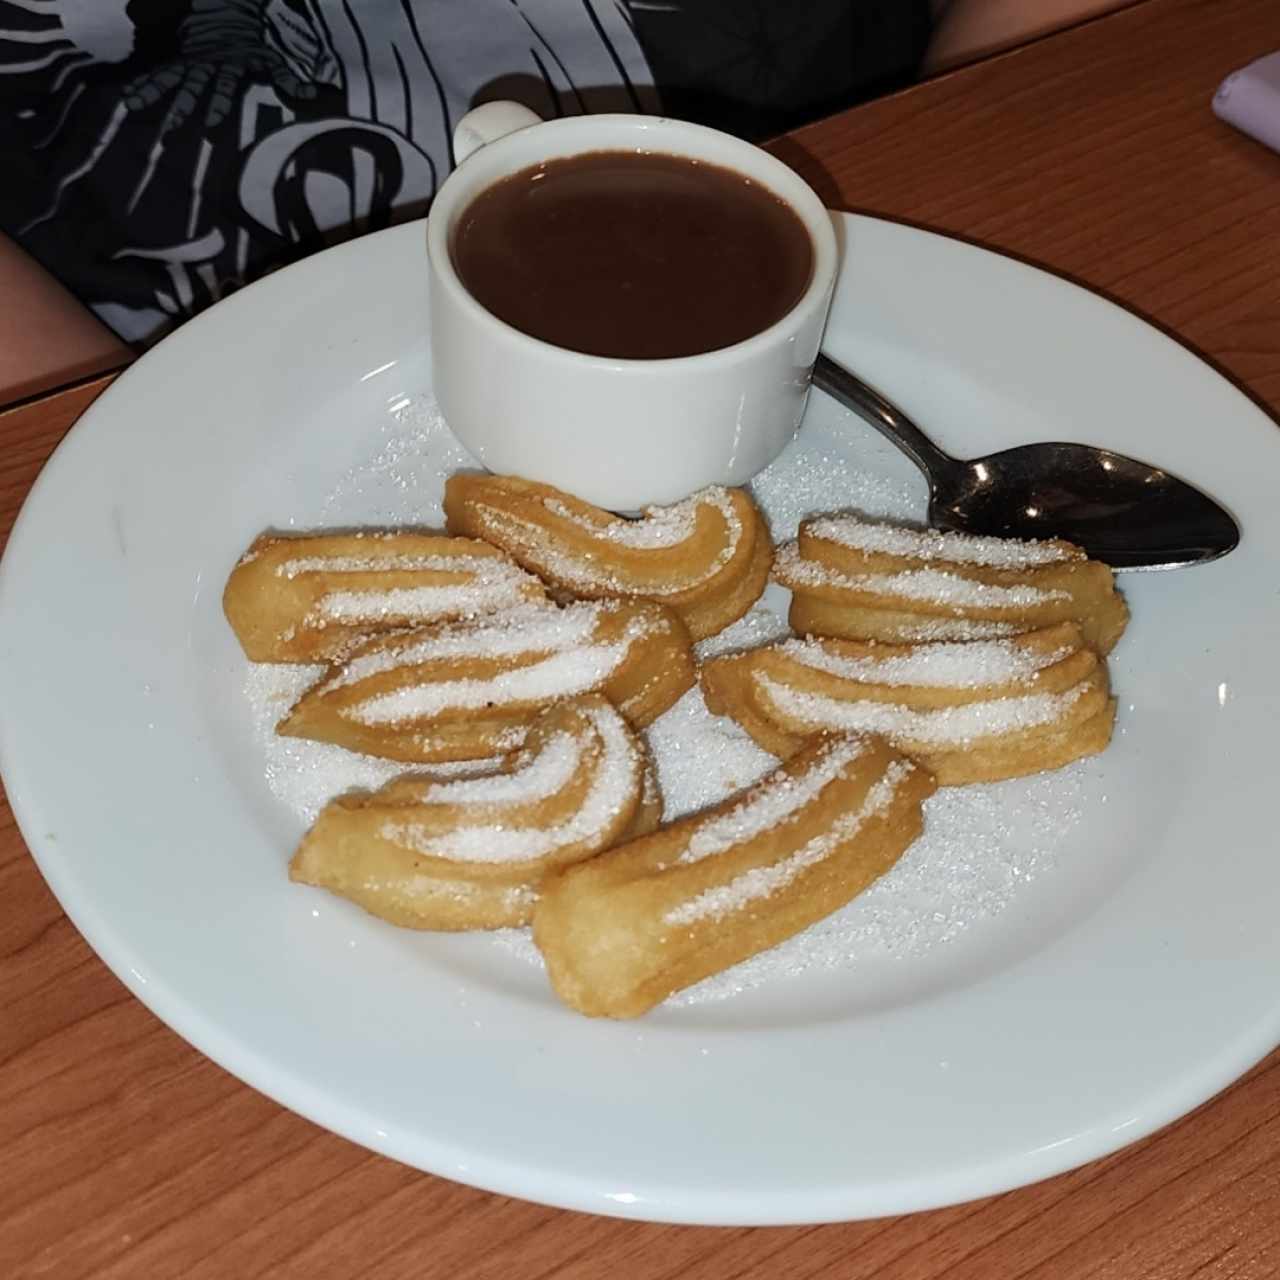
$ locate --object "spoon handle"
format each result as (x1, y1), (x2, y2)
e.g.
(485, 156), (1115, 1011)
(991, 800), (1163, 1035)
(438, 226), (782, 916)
(811, 354), (955, 483)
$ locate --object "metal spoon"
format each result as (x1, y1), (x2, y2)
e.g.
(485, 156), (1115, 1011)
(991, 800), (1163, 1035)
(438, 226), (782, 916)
(811, 353), (1239, 570)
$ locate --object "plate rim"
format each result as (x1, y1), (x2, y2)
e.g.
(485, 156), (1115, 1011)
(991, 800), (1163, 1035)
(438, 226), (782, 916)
(2, 213), (1279, 1225)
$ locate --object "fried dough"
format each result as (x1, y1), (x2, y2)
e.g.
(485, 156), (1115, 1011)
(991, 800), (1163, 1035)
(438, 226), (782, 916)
(534, 733), (935, 1017)
(224, 530), (546, 662)
(774, 515), (1128, 655)
(702, 623), (1114, 784)
(290, 696), (661, 930)
(279, 599), (694, 762)
(443, 474), (772, 640)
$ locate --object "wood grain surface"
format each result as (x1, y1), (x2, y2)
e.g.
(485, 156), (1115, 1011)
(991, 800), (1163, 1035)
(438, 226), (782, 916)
(4, 1), (1279, 1275)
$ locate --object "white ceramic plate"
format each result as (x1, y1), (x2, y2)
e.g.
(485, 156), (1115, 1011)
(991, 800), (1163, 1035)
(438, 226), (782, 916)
(3, 216), (1278, 1226)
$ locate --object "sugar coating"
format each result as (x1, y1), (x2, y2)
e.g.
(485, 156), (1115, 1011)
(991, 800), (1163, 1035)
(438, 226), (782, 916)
(892, 617), (1021, 641)
(381, 703), (638, 862)
(756, 674), (1088, 744)
(420, 731), (581, 805)
(807, 515), (1081, 567)
(278, 552), (505, 577)
(665, 760), (915, 925)
(318, 576), (532, 623)
(775, 543), (1069, 609)
(472, 485), (742, 592)
(869, 569), (1068, 609)
(249, 394), (1094, 1004)
(678, 736), (870, 865)
(346, 642), (633, 725)
(778, 636), (1070, 688)
(280, 550), (539, 625)
(244, 662), (436, 826)
(319, 601), (583, 692)
(318, 602), (663, 726)
(542, 488), (730, 549)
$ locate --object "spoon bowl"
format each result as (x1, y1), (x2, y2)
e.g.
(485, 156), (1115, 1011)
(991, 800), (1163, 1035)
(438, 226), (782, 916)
(812, 354), (1240, 570)
(931, 442), (1238, 569)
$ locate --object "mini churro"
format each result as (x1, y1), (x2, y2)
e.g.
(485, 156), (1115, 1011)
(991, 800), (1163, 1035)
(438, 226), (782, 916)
(290, 696), (660, 929)
(533, 733), (935, 1017)
(702, 623), (1114, 784)
(774, 515), (1127, 654)
(279, 598), (694, 762)
(224, 530), (546, 662)
(444, 474), (772, 640)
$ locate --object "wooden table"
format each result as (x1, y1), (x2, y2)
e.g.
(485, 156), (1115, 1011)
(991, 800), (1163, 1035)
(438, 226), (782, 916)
(4, 0), (1279, 1274)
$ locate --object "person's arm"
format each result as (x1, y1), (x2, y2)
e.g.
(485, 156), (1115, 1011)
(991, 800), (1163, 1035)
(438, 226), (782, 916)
(0, 232), (130, 404)
(924, 0), (1138, 74)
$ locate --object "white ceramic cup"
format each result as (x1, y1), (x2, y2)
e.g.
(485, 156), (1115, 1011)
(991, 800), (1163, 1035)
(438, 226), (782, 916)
(425, 102), (839, 510)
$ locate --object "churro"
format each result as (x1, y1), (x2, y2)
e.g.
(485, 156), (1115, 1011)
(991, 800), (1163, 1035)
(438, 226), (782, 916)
(533, 733), (935, 1017)
(224, 530), (546, 662)
(775, 515), (1127, 655)
(290, 696), (661, 930)
(701, 622), (1114, 784)
(443, 474), (772, 640)
(279, 599), (694, 762)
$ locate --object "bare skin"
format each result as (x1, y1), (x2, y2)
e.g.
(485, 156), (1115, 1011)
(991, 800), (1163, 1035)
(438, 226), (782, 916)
(0, 233), (131, 403)
(925, 0), (1136, 73)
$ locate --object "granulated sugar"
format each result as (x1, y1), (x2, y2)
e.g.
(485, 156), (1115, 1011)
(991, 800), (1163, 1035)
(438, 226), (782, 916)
(642, 685), (778, 819)
(677, 737), (870, 866)
(349, 643), (630, 725)
(778, 634), (1069, 688)
(319, 397), (476, 526)
(249, 393), (1091, 1005)
(461, 492), (743, 594)
(384, 703), (640, 863)
(750, 441), (920, 539)
(542, 487), (736, 554)
(774, 544), (1069, 609)
(755, 674), (1088, 744)
(418, 732), (580, 806)
(246, 662), (409, 825)
(806, 513), (1081, 567)
(312, 552), (540, 623)
(695, 604), (791, 659)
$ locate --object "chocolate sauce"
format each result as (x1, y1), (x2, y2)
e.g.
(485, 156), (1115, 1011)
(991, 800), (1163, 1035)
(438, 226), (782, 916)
(451, 151), (814, 360)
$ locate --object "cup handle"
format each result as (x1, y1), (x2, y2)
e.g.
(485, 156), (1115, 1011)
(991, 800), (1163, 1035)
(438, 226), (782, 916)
(453, 101), (544, 164)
